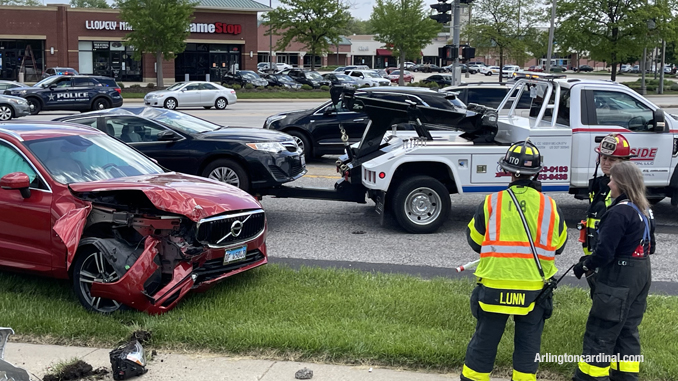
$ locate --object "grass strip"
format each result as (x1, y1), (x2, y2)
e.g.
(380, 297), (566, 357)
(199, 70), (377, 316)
(1, 265), (677, 380)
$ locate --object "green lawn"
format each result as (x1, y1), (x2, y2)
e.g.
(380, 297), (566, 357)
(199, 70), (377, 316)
(2, 265), (676, 380)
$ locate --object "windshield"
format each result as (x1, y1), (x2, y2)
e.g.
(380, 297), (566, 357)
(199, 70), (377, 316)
(24, 134), (164, 184)
(167, 82), (185, 91)
(366, 72), (381, 78)
(390, 71), (401, 75)
(240, 71), (260, 79)
(307, 72), (323, 81)
(34, 76), (61, 87)
(145, 108), (222, 134)
(335, 74), (352, 81)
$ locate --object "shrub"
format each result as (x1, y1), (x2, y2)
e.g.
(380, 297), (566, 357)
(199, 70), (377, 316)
(301, 84), (313, 90)
(256, 86), (266, 90)
(232, 84), (242, 90)
(146, 82), (156, 88)
(646, 84), (657, 92)
(320, 85), (330, 91)
(670, 83), (678, 91)
(118, 82), (125, 89)
(425, 82), (439, 89)
(130, 84), (141, 89)
(244, 83), (255, 90)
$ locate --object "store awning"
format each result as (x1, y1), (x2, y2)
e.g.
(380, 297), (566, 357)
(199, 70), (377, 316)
(376, 49), (392, 56)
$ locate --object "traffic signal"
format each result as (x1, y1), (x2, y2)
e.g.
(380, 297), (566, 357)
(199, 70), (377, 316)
(462, 47), (476, 60)
(430, 1), (452, 24)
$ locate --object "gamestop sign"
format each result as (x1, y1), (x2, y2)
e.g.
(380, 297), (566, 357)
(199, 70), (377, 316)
(190, 23), (242, 35)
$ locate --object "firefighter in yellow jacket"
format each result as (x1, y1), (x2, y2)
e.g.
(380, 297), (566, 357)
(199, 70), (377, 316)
(461, 141), (568, 381)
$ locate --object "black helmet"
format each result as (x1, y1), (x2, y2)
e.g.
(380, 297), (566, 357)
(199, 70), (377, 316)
(498, 140), (542, 176)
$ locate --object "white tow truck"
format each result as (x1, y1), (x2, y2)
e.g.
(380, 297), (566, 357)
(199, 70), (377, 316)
(271, 74), (678, 233)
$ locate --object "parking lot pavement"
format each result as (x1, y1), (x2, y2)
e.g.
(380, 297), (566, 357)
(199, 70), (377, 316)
(6, 342), (532, 381)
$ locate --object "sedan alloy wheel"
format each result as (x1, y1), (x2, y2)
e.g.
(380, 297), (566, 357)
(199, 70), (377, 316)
(73, 248), (123, 313)
(215, 97), (228, 110)
(0, 105), (13, 120)
(202, 158), (249, 192)
(164, 98), (178, 110)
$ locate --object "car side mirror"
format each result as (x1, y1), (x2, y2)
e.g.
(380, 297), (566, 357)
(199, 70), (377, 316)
(157, 130), (180, 141)
(323, 106), (336, 116)
(180, 88), (186, 92)
(49, 84), (57, 89)
(653, 109), (666, 132)
(0, 172), (31, 198)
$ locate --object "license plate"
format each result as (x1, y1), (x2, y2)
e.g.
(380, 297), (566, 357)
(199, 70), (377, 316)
(300, 154), (306, 167)
(224, 246), (247, 264)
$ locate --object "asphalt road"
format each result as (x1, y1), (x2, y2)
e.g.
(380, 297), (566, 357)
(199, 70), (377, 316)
(23, 95), (678, 289)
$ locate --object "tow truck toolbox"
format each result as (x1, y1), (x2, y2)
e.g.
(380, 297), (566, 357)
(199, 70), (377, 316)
(269, 74), (678, 234)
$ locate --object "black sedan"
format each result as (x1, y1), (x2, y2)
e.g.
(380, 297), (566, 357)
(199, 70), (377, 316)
(422, 74), (454, 87)
(575, 65), (594, 72)
(263, 87), (466, 159)
(262, 74), (302, 89)
(221, 70), (269, 87)
(54, 107), (306, 194)
(282, 69), (331, 88)
(322, 73), (359, 88)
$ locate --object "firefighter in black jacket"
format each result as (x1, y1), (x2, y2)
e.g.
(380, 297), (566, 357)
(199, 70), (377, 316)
(573, 161), (655, 381)
(578, 133), (634, 293)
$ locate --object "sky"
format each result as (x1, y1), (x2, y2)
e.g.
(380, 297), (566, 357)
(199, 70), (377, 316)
(44, 0), (376, 21)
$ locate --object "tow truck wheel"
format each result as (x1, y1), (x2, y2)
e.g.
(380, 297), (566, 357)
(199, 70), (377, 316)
(392, 176), (450, 234)
(73, 246), (124, 314)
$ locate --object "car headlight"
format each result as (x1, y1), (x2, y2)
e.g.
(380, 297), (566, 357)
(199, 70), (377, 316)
(13, 90), (26, 96)
(265, 114), (286, 128)
(246, 142), (285, 153)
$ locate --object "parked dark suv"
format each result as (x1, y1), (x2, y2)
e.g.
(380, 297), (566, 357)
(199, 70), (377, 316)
(4, 75), (122, 115)
(221, 70), (269, 87)
(263, 87), (466, 159)
(281, 69), (331, 88)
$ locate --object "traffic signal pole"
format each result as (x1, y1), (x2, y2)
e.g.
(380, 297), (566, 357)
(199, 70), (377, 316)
(451, 0), (460, 85)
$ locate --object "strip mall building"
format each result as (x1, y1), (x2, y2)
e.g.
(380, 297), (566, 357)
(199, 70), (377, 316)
(0, 0), (270, 83)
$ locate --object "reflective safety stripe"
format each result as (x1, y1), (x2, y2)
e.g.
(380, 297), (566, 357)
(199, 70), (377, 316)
(480, 278), (544, 291)
(482, 240), (558, 251)
(469, 219), (485, 246)
(478, 301), (535, 315)
(578, 361), (610, 377)
(610, 361), (640, 373)
(480, 252), (555, 261)
(480, 244), (555, 259)
(512, 369), (537, 381)
(487, 194), (497, 241)
(462, 364), (491, 381)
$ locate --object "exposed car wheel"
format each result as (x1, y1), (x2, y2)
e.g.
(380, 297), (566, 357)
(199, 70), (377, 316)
(215, 97), (228, 110)
(26, 97), (41, 115)
(202, 158), (249, 192)
(0, 105), (13, 120)
(91, 98), (110, 111)
(72, 246), (124, 314)
(286, 130), (313, 159)
(392, 176), (451, 234)
(409, 78), (414, 83)
(485, 72), (492, 76)
(203, 106), (212, 110)
(164, 98), (178, 110)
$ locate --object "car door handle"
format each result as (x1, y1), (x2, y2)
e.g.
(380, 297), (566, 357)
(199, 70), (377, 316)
(353, 119), (365, 122)
(595, 136), (605, 143)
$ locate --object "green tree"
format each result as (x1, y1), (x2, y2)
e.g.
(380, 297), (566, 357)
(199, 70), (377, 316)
(369, 0), (439, 85)
(343, 17), (373, 35)
(0, 0), (42, 5)
(262, 0), (351, 70)
(524, 29), (548, 65)
(70, 0), (110, 7)
(469, 0), (541, 82)
(116, 0), (195, 87)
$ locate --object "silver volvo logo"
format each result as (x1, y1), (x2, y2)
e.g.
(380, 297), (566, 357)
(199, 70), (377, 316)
(231, 220), (244, 237)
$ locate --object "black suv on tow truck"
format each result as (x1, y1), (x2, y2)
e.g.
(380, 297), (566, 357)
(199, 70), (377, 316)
(4, 75), (122, 115)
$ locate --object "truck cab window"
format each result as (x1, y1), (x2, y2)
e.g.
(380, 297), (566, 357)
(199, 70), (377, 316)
(592, 90), (654, 131)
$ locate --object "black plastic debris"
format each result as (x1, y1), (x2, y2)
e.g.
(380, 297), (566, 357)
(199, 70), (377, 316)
(295, 367), (313, 379)
(109, 339), (147, 380)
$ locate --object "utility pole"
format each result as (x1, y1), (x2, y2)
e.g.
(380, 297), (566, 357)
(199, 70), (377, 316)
(659, 39), (666, 93)
(269, 0), (273, 71)
(545, 0), (556, 73)
(452, 0), (460, 85)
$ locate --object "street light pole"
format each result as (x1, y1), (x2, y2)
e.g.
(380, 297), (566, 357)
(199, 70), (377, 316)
(269, 0), (273, 71)
(451, 0), (460, 85)
(545, 0), (556, 73)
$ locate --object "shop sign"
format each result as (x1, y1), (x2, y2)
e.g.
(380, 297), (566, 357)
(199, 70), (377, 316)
(189, 23), (242, 35)
(93, 42), (110, 50)
(85, 20), (133, 31)
(358, 46), (369, 51)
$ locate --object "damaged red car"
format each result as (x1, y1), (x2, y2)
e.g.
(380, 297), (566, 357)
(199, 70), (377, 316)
(0, 122), (267, 314)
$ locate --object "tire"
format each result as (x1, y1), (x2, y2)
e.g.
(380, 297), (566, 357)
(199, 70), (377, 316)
(215, 97), (228, 110)
(391, 176), (451, 234)
(286, 130), (313, 159)
(202, 158), (249, 192)
(26, 97), (41, 115)
(91, 98), (110, 111)
(203, 106), (212, 110)
(0, 104), (13, 120)
(486, 72), (492, 76)
(72, 246), (125, 314)
(164, 97), (178, 110)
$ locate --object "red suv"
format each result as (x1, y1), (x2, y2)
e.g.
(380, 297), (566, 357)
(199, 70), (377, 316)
(0, 122), (267, 314)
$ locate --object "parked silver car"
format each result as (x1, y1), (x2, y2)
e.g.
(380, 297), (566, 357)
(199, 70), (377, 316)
(0, 94), (31, 120)
(144, 81), (237, 110)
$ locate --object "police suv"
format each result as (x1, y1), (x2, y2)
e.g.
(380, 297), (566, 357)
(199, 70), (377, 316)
(3, 75), (123, 115)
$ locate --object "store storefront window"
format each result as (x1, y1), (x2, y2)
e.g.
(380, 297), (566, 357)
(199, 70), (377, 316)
(0, 39), (45, 81)
(78, 41), (142, 81)
(175, 43), (241, 82)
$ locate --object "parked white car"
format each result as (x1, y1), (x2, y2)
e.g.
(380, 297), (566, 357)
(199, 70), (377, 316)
(481, 66), (501, 76)
(344, 70), (391, 87)
(144, 81), (237, 110)
(501, 65), (521, 78)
